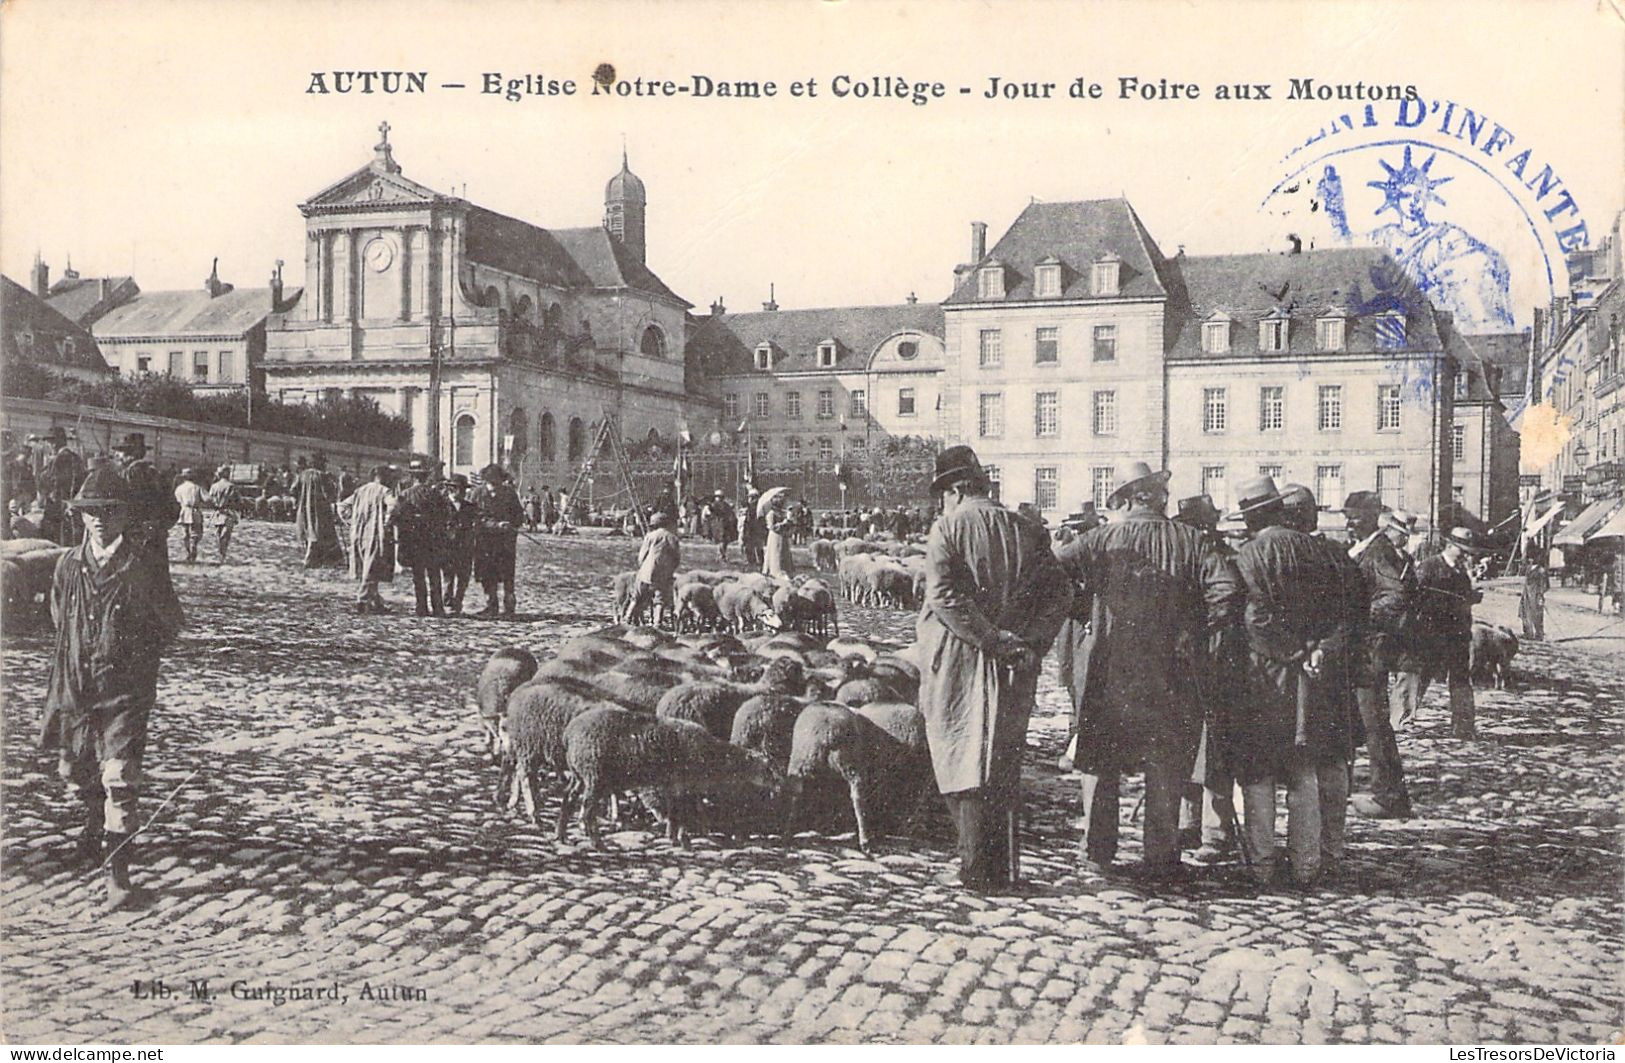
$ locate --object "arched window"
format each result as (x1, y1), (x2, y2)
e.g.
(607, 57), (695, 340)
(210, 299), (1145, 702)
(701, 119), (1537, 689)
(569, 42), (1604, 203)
(538, 412), (556, 461)
(454, 413), (477, 467)
(544, 303), (564, 330)
(513, 295), (534, 322)
(640, 325), (666, 359)
(483, 285), (501, 309)
(509, 407), (529, 459)
(567, 417), (586, 461)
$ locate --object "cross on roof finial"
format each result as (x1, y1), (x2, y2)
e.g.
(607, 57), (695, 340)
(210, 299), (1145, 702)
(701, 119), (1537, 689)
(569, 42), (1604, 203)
(378, 120), (391, 144)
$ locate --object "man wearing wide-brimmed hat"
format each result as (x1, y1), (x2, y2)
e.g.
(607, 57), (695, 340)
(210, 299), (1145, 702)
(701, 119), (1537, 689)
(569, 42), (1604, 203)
(1055, 464), (1242, 879)
(37, 425), (85, 546)
(440, 474), (479, 615)
(474, 463), (525, 616)
(41, 464), (184, 911)
(916, 445), (1071, 891)
(1224, 476), (1360, 887)
(1396, 526), (1485, 738)
(389, 457), (453, 617)
(1339, 490), (1416, 819)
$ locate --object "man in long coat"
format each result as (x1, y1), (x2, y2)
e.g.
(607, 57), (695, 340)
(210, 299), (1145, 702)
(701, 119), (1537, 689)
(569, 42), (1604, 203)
(1403, 527), (1484, 738)
(440, 475), (479, 615)
(1340, 490), (1415, 819)
(1055, 466), (1240, 878)
(1226, 476), (1359, 887)
(916, 445), (1070, 890)
(42, 465), (184, 910)
(1519, 560), (1548, 641)
(294, 455), (340, 567)
(706, 490), (737, 562)
(38, 426), (85, 546)
(389, 457), (452, 617)
(342, 465), (394, 614)
(474, 463), (525, 616)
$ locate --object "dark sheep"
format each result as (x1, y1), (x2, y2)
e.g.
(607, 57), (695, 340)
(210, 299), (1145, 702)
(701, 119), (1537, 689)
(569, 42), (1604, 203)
(474, 647), (539, 757)
(675, 582), (724, 632)
(728, 692), (807, 773)
(834, 674), (902, 708)
(558, 708), (782, 847)
(590, 669), (688, 714)
(656, 681), (757, 740)
(1470, 621), (1519, 689)
(786, 702), (904, 852)
(495, 677), (621, 825)
(796, 579), (839, 636)
(812, 539), (838, 572)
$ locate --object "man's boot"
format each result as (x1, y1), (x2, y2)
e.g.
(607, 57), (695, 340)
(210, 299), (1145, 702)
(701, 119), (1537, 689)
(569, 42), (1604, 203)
(479, 584), (500, 616)
(102, 832), (149, 911)
(75, 802), (105, 866)
(503, 588), (516, 617)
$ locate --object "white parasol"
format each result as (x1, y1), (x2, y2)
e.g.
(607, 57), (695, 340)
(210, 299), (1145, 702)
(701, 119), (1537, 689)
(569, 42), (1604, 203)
(756, 486), (790, 517)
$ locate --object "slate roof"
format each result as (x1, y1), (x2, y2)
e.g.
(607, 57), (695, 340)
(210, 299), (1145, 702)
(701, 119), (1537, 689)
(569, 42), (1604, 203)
(688, 303), (945, 376)
(945, 198), (1173, 305)
(552, 227), (689, 307)
(1466, 331), (1531, 397)
(1165, 247), (1443, 358)
(92, 287), (293, 338)
(2, 275), (111, 372)
(44, 275), (139, 326)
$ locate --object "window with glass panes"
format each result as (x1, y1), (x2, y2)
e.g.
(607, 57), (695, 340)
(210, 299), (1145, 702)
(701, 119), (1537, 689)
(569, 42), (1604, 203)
(1035, 467), (1058, 510)
(817, 390), (834, 419)
(1093, 324), (1117, 362)
(1316, 317), (1345, 350)
(1378, 384), (1402, 431)
(818, 438), (834, 462)
(849, 436), (866, 457)
(1202, 321), (1230, 353)
(1259, 386), (1284, 431)
(218, 350), (233, 382)
(1258, 464), (1283, 480)
(1092, 467), (1115, 510)
(978, 393), (1004, 437)
(193, 351), (209, 380)
(753, 436), (770, 462)
(850, 390), (866, 418)
(1035, 326), (1059, 364)
(1315, 465), (1343, 507)
(1035, 265), (1061, 298)
(898, 387), (916, 417)
(785, 436), (802, 461)
(1093, 390), (1117, 435)
(1452, 422), (1466, 461)
(1318, 385), (1343, 430)
(1260, 319), (1287, 352)
(724, 393), (739, 419)
(785, 391), (802, 419)
(1455, 370), (1471, 399)
(979, 329), (1002, 368)
(1035, 391), (1059, 437)
(1377, 464), (1404, 508)
(1201, 466), (1227, 510)
(1203, 387), (1228, 432)
(985, 465), (1001, 502)
(753, 392), (769, 418)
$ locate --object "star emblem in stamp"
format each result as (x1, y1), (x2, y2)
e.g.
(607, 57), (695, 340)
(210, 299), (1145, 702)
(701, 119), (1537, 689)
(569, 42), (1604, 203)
(1260, 95), (1596, 336)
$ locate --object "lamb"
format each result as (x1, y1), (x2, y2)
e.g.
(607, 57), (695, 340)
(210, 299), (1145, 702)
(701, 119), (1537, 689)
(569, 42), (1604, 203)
(656, 656), (807, 739)
(610, 570), (637, 620)
(675, 582), (724, 632)
(728, 692), (806, 773)
(854, 701), (934, 816)
(812, 539), (838, 572)
(795, 579), (838, 636)
(494, 677), (621, 825)
(717, 583), (777, 633)
(770, 585), (812, 633)
(1470, 621), (1519, 689)
(825, 637), (879, 666)
(591, 668), (690, 713)
(473, 647), (539, 757)
(558, 707), (782, 847)
(786, 702), (906, 852)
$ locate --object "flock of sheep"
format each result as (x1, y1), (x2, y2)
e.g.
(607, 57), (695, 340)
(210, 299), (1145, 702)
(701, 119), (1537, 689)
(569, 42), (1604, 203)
(815, 536), (928, 611)
(475, 619), (935, 853)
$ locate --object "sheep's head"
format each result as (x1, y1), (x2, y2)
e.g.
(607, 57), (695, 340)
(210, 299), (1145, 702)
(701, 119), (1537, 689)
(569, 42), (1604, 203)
(763, 656), (806, 694)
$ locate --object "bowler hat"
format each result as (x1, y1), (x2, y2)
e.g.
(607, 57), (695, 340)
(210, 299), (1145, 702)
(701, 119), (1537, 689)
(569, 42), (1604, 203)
(112, 432), (147, 457)
(1227, 475), (1284, 518)
(66, 465), (134, 510)
(1445, 526), (1487, 552)
(931, 444), (987, 492)
(1279, 483), (1317, 510)
(1106, 462), (1171, 508)
(447, 473), (470, 489)
(1174, 494), (1222, 527)
(407, 456), (431, 475)
(1341, 489), (1383, 514)
(43, 426), (68, 445)
(479, 463), (507, 484)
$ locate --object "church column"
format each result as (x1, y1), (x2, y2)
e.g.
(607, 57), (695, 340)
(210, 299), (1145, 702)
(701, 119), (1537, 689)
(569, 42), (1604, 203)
(398, 227), (412, 321)
(305, 231), (322, 321)
(331, 230), (351, 323)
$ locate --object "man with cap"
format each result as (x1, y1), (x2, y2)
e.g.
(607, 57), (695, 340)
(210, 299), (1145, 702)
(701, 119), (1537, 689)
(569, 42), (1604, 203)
(739, 487), (766, 570)
(706, 489), (737, 562)
(106, 433), (180, 575)
(389, 457), (453, 617)
(173, 469), (206, 563)
(294, 453), (341, 568)
(1225, 476), (1360, 887)
(1340, 490), (1416, 819)
(41, 464), (184, 910)
(37, 426), (86, 546)
(627, 510), (682, 626)
(1398, 527), (1484, 738)
(440, 474), (479, 615)
(917, 445), (1071, 891)
(205, 465), (241, 563)
(475, 463), (525, 616)
(342, 465), (395, 614)
(1056, 467), (1241, 879)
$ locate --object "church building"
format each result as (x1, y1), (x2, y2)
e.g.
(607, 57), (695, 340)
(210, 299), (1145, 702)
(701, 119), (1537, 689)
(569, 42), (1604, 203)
(264, 125), (718, 483)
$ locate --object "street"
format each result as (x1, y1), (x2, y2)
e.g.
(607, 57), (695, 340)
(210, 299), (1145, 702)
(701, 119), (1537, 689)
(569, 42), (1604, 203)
(2, 523), (1620, 1044)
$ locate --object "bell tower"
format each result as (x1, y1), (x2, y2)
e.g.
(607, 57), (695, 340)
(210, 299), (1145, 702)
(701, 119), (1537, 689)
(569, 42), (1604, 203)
(603, 147), (647, 265)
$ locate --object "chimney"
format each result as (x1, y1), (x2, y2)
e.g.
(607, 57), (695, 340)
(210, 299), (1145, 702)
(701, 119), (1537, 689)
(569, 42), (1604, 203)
(205, 257), (233, 298)
(32, 256), (49, 298)
(906, 291), (918, 305)
(1287, 233), (1303, 255)
(970, 222), (987, 263)
(710, 296), (726, 316)
(762, 283), (779, 313)
(270, 259), (285, 310)
(99, 278), (112, 302)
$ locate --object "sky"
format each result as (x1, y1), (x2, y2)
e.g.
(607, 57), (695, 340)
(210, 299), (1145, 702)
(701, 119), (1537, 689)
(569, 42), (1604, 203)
(2, 0), (1621, 324)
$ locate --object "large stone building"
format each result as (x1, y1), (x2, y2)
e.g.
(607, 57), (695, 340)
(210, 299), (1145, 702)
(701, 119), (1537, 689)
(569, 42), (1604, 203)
(263, 126), (717, 484)
(940, 198), (1469, 525)
(1, 274), (111, 383)
(688, 299), (947, 470)
(35, 258), (140, 328)
(1454, 330), (1526, 530)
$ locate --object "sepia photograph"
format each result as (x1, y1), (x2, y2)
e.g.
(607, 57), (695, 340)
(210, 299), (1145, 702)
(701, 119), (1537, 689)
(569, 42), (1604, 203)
(1, 0), (1622, 1049)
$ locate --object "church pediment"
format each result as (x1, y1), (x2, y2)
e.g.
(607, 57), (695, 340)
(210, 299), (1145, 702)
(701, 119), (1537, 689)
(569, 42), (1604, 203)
(300, 166), (443, 214)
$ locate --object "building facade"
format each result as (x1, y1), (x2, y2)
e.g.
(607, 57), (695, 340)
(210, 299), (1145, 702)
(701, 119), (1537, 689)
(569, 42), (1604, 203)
(1455, 330), (1526, 531)
(1, 274), (111, 383)
(263, 126), (717, 484)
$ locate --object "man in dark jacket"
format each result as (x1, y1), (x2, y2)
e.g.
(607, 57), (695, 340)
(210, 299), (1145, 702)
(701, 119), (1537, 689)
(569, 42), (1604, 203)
(740, 489), (766, 569)
(1056, 467), (1240, 879)
(707, 490), (737, 562)
(42, 465), (184, 910)
(1340, 491), (1415, 818)
(441, 475), (479, 615)
(1519, 561), (1548, 641)
(475, 464), (525, 616)
(37, 426), (85, 546)
(1227, 476), (1358, 887)
(1399, 527), (1484, 739)
(390, 457), (451, 617)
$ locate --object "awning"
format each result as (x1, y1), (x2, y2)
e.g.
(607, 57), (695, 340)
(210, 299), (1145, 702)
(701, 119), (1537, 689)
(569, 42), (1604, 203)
(1587, 504), (1625, 542)
(1553, 496), (1624, 546)
(1522, 500), (1566, 540)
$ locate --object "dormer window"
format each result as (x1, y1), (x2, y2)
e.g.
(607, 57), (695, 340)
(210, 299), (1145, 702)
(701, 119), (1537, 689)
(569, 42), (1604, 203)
(1375, 311), (1407, 349)
(1091, 254), (1121, 297)
(977, 263), (1006, 300)
(1259, 311), (1289, 353)
(1202, 314), (1232, 354)
(817, 341), (837, 369)
(1316, 310), (1348, 351)
(1034, 259), (1063, 298)
(754, 343), (773, 371)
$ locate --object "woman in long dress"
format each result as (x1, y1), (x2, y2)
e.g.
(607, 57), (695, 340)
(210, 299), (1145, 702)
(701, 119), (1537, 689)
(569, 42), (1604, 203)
(763, 495), (794, 578)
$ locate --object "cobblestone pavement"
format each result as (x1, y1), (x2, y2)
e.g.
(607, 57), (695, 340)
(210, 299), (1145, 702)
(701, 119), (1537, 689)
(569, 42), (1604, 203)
(3, 523), (1621, 1044)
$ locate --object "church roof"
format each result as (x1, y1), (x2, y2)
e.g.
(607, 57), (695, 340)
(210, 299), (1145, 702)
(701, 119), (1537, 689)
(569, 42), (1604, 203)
(1165, 246), (1444, 358)
(91, 286), (293, 339)
(606, 152), (646, 201)
(945, 198), (1173, 304)
(551, 227), (688, 307)
(689, 302), (944, 375)
(463, 206), (595, 291)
